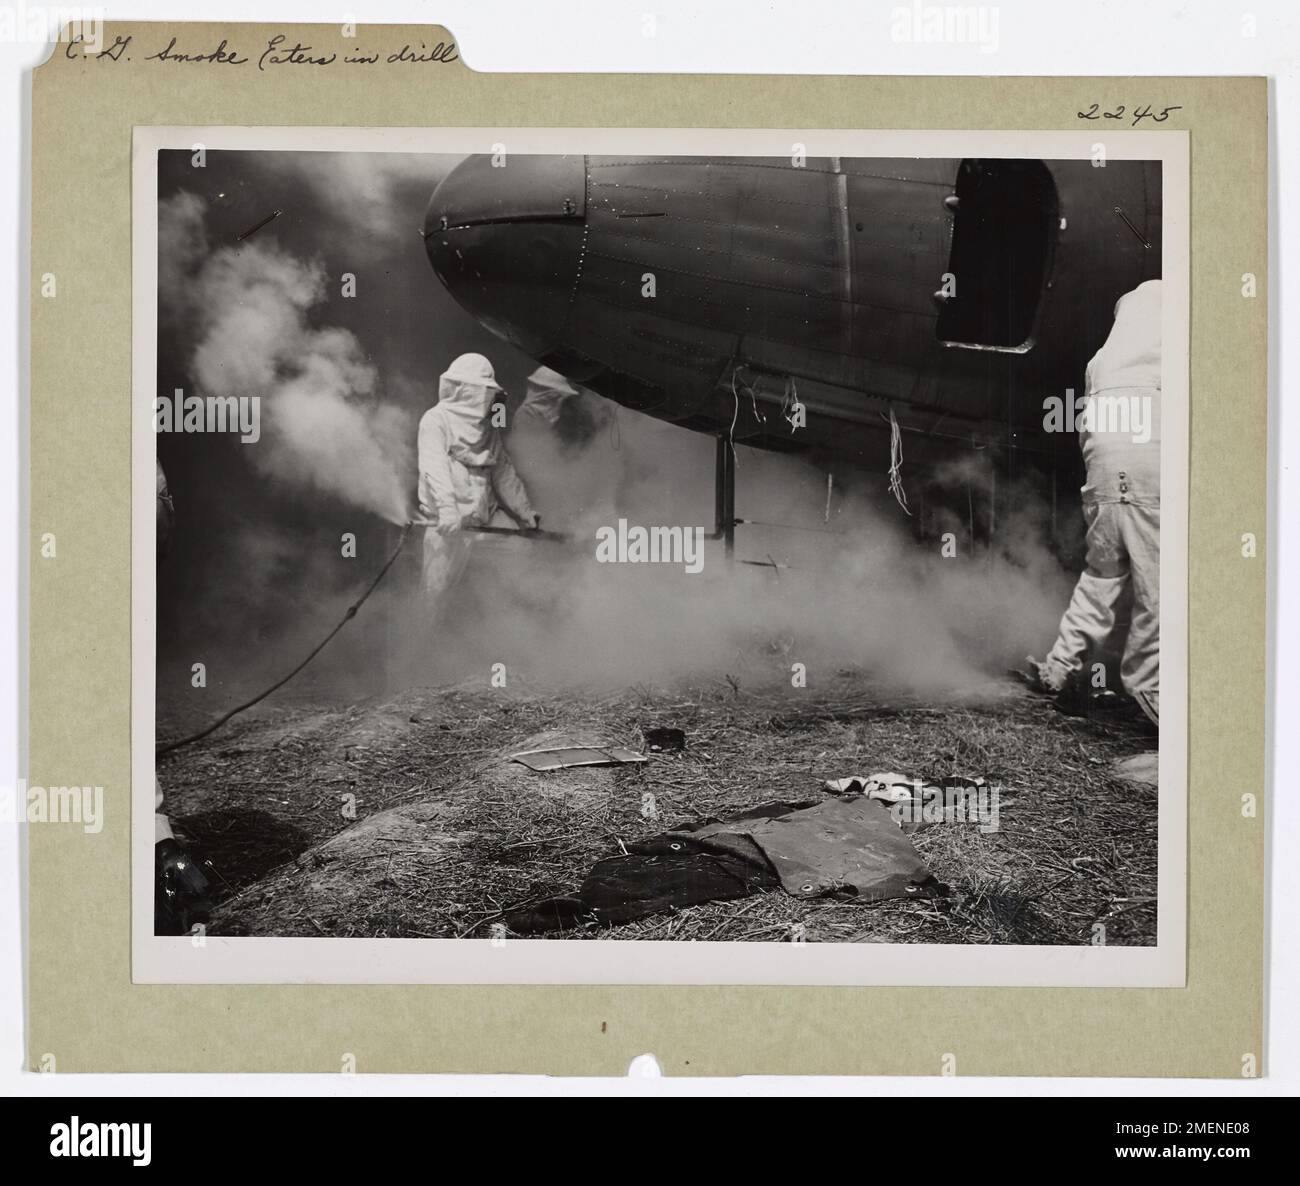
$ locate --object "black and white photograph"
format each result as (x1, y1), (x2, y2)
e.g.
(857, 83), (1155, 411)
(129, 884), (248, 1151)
(135, 128), (1187, 985)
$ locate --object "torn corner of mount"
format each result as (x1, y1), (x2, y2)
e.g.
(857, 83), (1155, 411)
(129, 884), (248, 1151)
(510, 745), (647, 772)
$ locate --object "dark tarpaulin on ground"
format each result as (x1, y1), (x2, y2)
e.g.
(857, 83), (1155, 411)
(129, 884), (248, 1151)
(506, 795), (944, 934)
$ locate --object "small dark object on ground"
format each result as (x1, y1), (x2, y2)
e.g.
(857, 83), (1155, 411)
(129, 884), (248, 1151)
(643, 726), (686, 752)
(1010, 666), (1150, 727)
(1055, 682), (1147, 724)
(155, 838), (214, 935)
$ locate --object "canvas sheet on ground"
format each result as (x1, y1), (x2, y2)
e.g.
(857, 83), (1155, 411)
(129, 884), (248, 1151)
(133, 125), (1190, 987)
(27, 28), (1266, 1075)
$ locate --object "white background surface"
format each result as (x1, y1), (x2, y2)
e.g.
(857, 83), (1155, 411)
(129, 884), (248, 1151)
(0, 0), (1294, 1096)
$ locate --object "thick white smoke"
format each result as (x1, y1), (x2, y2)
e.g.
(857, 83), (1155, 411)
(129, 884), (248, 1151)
(421, 405), (1081, 696)
(159, 192), (413, 523)
(158, 185), (1078, 701)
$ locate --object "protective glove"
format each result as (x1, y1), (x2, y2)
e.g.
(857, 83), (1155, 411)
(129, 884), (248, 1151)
(434, 508), (462, 536)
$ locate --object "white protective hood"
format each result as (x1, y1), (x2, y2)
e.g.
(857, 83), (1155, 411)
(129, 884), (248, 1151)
(520, 365), (581, 427)
(436, 353), (502, 467)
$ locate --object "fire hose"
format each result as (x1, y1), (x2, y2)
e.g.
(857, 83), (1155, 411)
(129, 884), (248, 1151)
(156, 520), (567, 756)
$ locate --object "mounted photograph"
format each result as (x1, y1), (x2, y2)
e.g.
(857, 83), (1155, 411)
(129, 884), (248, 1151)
(131, 127), (1188, 986)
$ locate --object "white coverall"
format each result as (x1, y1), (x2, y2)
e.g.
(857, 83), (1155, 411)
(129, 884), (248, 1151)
(1042, 279), (1161, 724)
(417, 353), (538, 602)
(518, 365), (582, 427)
(517, 364), (614, 440)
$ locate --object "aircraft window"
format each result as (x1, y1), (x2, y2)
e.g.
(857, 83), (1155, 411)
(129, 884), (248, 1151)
(937, 160), (1057, 352)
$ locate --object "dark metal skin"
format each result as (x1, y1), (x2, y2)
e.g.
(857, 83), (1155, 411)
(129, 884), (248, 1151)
(423, 154), (1161, 488)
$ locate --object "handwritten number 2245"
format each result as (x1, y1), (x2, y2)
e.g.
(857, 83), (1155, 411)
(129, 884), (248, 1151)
(1078, 103), (1183, 126)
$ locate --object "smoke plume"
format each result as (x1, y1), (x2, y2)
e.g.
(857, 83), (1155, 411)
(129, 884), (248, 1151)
(159, 192), (413, 523)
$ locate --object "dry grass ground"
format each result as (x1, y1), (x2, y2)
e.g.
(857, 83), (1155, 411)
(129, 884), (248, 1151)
(157, 667), (1158, 945)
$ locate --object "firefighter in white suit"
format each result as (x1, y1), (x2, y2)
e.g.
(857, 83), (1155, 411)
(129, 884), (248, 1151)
(417, 353), (540, 605)
(1029, 279), (1162, 725)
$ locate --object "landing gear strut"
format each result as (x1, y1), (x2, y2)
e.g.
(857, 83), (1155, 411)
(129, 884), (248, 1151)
(713, 434), (736, 557)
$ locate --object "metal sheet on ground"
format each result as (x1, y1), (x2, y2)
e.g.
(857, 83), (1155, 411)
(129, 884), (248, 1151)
(511, 745), (648, 771)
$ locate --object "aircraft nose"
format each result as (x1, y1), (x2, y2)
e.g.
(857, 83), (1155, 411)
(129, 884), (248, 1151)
(424, 154), (587, 356)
